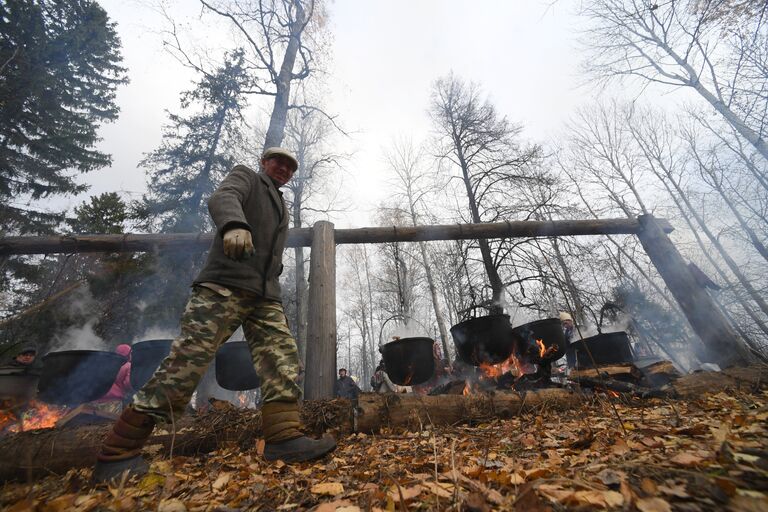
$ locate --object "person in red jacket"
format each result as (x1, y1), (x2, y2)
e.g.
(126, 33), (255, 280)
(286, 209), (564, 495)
(101, 344), (132, 402)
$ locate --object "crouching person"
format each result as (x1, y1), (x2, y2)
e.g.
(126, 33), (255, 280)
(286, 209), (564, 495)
(93, 148), (336, 482)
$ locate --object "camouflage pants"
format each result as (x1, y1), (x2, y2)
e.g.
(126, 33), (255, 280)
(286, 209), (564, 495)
(133, 285), (301, 423)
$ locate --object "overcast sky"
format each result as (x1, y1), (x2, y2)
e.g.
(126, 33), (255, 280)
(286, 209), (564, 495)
(57, 0), (681, 228)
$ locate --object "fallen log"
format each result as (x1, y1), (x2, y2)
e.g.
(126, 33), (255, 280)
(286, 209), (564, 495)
(0, 365), (765, 483)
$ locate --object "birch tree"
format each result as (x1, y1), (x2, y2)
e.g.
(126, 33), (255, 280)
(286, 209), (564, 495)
(580, 0), (768, 161)
(195, 0), (329, 149)
(383, 139), (452, 361)
(429, 74), (540, 312)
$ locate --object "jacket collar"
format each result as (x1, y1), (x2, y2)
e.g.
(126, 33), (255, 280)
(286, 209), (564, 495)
(257, 172), (285, 220)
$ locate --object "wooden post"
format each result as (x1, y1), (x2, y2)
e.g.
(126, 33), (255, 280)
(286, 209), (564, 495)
(636, 214), (750, 367)
(304, 221), (337, 399)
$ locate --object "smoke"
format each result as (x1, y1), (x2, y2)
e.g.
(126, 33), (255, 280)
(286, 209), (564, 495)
(574, 311), (634, 340)
(47, 287), (109, 352)
(389, 320), (428, 341)
(48, 318), (110, 352)
(506, 304), (538, 328)
(134, 326), (178, 343)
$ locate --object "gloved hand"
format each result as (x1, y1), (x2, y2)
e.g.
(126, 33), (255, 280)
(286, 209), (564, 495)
(223, 228), (254, 260)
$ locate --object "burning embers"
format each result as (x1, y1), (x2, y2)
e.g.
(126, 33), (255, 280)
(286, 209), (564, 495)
(0, 400), (67, 434)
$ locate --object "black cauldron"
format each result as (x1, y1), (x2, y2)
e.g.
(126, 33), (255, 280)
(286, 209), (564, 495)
(0, 367), (39, 401)
(451, 314), (516, 366)
(215, 341), (260, 391)
(566, 332), (633, 369)
(130, 339), (173, 390)
(379, 337), (435, 386)
(37, 350), (126, 405)
(511, 318), (567, 363)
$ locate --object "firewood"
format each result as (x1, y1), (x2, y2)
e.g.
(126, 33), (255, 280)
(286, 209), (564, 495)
(569, 363), (642, 383)
(639, 360), (681, 387)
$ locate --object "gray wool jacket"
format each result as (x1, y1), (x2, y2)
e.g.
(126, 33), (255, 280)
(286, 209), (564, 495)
(194, 165), (289, 301)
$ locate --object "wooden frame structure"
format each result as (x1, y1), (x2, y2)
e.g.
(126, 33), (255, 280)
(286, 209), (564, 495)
(0, 215), (751, 398)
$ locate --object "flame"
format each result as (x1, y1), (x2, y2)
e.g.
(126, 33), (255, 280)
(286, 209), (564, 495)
(477, 351), (534, 381)
(0, 408), (18, 432)
(479, 361), (505, 379)
(1, 401), (67, 433)
(462, 381), (471, 395)
(238, 394), (247, 407)
(535, 339), (557, 360)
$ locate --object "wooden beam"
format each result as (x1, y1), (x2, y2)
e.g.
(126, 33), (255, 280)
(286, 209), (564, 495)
(0, 218), (674, 256)
(304, 221), (337, 400)
(637, 214), (751, 367)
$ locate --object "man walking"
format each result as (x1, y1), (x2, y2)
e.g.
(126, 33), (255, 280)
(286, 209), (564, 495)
(93, 148), (336, 482)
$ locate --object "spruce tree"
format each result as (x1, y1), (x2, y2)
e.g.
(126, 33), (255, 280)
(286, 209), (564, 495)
(136, 49), (252, 233)
(0, 0), (127, 235)
(132, 49), (253, 329)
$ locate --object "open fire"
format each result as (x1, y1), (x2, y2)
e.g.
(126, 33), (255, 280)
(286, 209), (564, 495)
(0, 400), (67, 434)
(439, 337), (565, 397)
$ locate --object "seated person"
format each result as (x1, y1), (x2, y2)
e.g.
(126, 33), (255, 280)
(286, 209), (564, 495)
(7, 344), (41, 375)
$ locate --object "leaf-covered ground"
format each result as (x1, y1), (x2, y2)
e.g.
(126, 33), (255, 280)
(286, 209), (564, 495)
(2, 390), (767, 511)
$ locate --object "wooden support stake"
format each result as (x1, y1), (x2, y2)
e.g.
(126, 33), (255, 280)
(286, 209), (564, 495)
(305, 221), (336, 400)
(637, 214), (750, 367)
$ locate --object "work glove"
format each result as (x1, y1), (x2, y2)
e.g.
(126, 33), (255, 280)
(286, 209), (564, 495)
(223, 228), (255, 260)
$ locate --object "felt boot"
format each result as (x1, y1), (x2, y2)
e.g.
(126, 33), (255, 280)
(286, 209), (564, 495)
(262, 401), (336, 463)
(92, 405), (155, 483)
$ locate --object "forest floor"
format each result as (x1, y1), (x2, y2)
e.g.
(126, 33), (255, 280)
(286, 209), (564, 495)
(1, 388), (767, 512)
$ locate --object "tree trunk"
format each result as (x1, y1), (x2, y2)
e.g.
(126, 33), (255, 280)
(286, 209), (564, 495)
(292, 191), (308, 369)
(633, 130), (768, 321)
(637, 214), (751, 367)
(455, 146), (504, 311)
(263, 1), (306, 149)
(653, 34), (768, 162)
(418, 241), (451, 363)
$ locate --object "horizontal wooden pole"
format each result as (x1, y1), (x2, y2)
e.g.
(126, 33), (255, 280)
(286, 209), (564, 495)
(0, 218), (673, 256)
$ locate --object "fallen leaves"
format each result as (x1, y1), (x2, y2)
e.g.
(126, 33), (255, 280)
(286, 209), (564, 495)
(157, 498), (187, 512)
(636, 497), (673, 512)
(311, 482), (345, 496)
(1, 386), (767, 511)
(669, 451), (706, 466)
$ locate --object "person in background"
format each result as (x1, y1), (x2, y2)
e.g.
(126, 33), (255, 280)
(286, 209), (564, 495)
(101, 344), (133, 402)
(560, 312), (575, 343)
(371, 360), (398, 393)
(8, 344), (41, 375)
(556, 312), (576, 379)
(334, 368), (361, 399)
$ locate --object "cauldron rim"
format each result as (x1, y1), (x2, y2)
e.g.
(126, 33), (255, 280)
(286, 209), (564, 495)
(133, 338), (174, 344)
(576, 331), (629, 344)
(511, 317), (561, 329)
(42, 349), (127, 359)
(451, 313), (510, 330)
(379, 336), (434, 351)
